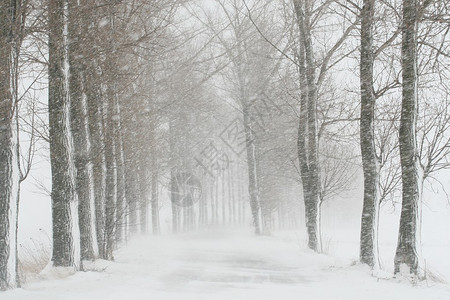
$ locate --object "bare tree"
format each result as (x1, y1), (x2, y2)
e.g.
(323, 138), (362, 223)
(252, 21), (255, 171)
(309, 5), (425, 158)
(293, 0), (358, 251)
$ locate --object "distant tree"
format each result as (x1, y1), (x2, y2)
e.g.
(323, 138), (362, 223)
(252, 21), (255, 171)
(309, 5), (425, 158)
(208, 0), (289, 234)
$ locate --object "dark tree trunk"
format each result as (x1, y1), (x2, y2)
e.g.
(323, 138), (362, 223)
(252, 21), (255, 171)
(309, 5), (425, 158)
(0, 0), (20, 289)
(122, 136), (140, 235)
(120, 96), (141, 236)
(294, 0), (320, 252)
(103, 0), (120, 260)
(115, 99), (127, 243)
(68, 0), (96, 261)
(104, 86), (117, 261)
(304, 0), (321, 253)
(86, 68), (106, 259)
(48, 0), (80, 268)
(394, 0), (423, 277)
(359, 0), (380, 269)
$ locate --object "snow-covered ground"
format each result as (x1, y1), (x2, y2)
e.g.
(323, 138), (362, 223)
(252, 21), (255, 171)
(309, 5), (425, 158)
(2, 229), (450, 300)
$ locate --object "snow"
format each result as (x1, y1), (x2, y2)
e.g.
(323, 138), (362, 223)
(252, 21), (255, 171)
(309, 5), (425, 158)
(2, 229), (450, 300)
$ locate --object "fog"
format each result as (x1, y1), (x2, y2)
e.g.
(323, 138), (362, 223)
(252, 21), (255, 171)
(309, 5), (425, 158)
(1, 0), (450, 299)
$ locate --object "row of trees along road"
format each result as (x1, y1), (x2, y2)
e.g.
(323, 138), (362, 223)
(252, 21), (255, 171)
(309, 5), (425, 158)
(0, 0), (449, 289)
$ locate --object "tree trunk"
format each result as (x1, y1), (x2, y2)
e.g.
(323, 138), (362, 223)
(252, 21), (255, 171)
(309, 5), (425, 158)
(0, 0), (20, 288)
(170, 169), (180, 233)
(214, 175), (219, 225)
(48, 0), (81, 269)
(294, 0), (320, 252)
(114, 98), (127, 244)
(201, 177), (208, 226)
(305, 0), (321, 253)
(394, 0), (423, 277)
(68, 0), (97, 261)
(151, 169), (160, 235)
(122, 135), (140, 235)
(359, 0), (380, 269)
(86, 68), (106, 258)
(104, 86), (117, 260)
(228, 165), (234, 225)
(210, 176), (216, 225)
(243, 105), (262, 235)
(222, 172), (226, 224)
(139, 166), (149, 234)
(237, 170), (244, 225)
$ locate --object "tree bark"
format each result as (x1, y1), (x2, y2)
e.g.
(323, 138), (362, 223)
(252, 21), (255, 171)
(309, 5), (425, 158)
(48, 0), (81, 269)
(359, 0), (380, 269)
(104, 86), (117, 260)
(84, 54), (107, 257)
(68, 0), (97, 261)
(0, 0), (20, 289)
(394, 0), (424, 277)
(294, 0), (320, 252)
(115, 97), (127, 243)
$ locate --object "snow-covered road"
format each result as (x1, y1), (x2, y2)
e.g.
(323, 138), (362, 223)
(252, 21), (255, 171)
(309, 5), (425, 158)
(2, 229), (450, 300)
